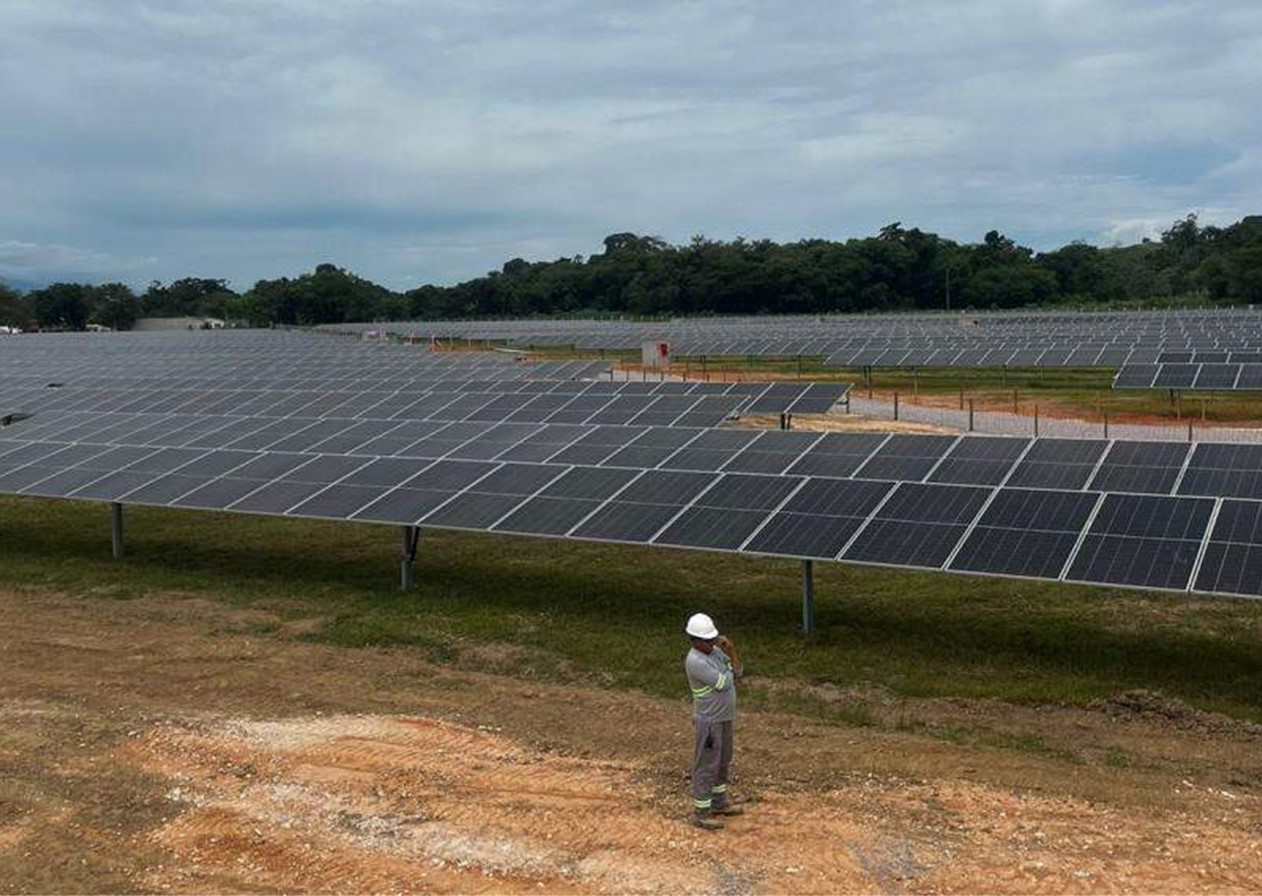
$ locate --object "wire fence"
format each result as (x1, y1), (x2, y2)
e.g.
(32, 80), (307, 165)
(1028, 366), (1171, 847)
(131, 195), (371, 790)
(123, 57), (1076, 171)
(847, 396), (1262, 443)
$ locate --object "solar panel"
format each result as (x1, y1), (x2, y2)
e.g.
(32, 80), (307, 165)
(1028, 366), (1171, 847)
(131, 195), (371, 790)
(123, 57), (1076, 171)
(282, 483), (391, 518)
(1065, 493), (1214, 590)
(949, 489), (1100, 578)
(1237, 365), (1262, 389)
(1177, 443), (1262, 499)
(660, 429), (761, 472)
(744, 478), (894, 559)
(571, 470), (717, 543)
(1191, 364), (1240, 390)
(1113, 365), (1159, 389)
(1152, 364), (1198, 389)
(226, 479), (330, 514)
(720, 430), (822, 474)
(655, 473), (803, 550)
(1087, 441), (1189, 495)
(842, 482), (989, 568)
(1002, 439), (1107, 490)
(928, 436), (1029, 486)
(785, 433), (888, 478)
(1193, 500), (1262, 596)
(853, 434), (957, 481)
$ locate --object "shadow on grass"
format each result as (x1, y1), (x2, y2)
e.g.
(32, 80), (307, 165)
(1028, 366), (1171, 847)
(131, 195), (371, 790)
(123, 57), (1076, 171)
(4, 497), (1262, 718)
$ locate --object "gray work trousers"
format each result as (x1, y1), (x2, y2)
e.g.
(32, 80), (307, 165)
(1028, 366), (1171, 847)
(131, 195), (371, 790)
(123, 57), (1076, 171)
(691, 718), (733, 812)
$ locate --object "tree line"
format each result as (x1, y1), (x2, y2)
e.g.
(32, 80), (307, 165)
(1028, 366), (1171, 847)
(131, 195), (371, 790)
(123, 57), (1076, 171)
(2, 215), (1261, 332)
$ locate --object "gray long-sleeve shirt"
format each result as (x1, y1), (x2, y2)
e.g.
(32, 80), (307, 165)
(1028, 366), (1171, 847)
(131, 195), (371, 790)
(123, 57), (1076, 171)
(685, 646), (740, 722)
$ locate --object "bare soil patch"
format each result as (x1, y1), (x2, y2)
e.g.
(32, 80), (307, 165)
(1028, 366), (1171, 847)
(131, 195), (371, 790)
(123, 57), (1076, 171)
(2, 586), (1261, 893)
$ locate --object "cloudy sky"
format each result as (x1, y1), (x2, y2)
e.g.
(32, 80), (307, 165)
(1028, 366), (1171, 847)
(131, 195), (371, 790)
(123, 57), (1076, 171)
(1, 0), (1259, 292)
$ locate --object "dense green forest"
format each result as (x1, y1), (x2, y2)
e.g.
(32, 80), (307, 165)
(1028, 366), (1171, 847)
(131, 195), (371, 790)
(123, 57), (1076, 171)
(3, 214), (1261, 332)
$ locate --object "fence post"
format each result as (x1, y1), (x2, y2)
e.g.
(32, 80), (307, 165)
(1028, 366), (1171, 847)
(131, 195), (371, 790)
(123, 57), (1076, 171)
(894, 392), (899, 421)
(1188, 420), (1193, 442)
(1034, 404), (1039, 437)
(1104, 412), (1109, 439)
(968, 399), (974, 432)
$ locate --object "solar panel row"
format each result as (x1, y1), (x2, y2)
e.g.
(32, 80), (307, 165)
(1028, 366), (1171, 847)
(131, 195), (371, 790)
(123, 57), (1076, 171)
(341, 309), (1262, 362)
(3, 432), (1257, 596)
(4, 379), (847, 428)
(1113, 363), (1262, 390)
(12, 413), (1262, 501)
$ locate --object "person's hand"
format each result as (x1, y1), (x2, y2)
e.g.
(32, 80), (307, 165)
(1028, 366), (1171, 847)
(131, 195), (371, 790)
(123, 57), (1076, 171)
(715, 634), (740, 669)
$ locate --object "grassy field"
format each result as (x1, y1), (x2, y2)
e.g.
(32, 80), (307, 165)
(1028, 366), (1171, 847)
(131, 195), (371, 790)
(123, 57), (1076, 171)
(4, 494), (1262, 724)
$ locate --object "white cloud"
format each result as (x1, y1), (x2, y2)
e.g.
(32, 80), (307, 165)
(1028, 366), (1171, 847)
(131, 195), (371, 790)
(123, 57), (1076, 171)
(0, 0), (1260, 288)
(0, 240), (156, 281)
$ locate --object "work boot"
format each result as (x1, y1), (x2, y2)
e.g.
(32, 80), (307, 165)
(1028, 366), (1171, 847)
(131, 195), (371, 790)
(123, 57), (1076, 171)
(691, 812), (725, 831)
(710, 804), (744, 816)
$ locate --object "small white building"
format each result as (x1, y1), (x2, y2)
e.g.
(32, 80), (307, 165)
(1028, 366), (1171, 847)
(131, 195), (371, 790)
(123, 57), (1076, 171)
(134, 317), (226, 331)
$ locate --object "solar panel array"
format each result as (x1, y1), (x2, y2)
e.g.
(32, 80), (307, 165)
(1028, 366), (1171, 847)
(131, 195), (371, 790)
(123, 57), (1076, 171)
(325, 311), (1262, 389)
(5, 328), (1262, 599)
(8, 378), (846, 429)
(6, 402), (1262, 596)
(0, 331), (847, 425)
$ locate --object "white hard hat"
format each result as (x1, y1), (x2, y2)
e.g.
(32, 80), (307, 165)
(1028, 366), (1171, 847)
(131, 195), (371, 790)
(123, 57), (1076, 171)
(685, 612), (719, 640)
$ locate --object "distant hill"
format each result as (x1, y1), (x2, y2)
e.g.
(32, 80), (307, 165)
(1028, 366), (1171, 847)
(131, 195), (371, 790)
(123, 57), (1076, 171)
(0, 276), (43, 294)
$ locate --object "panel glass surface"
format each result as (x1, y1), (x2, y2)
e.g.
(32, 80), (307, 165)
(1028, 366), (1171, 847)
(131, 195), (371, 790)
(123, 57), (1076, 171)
(1004, 439), (1107, 489)
(1065, 493), (1214, 590)
(1088, 441), (1189, 495)
(1194, 500), (1262, 596)
(949, 489), (1099, 578)
(842, 482), (989, 568)
(1177, 443), (1262, 499)
(929, 436), (1029, 485)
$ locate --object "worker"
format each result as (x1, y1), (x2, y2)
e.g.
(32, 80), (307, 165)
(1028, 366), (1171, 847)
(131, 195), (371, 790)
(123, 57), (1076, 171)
(683, 612), (744, 830)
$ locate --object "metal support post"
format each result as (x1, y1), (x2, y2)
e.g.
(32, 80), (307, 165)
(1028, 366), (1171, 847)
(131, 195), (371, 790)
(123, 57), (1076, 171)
(893, 392), (899, 421)
(399, 525), (421, 590)
(968, 399), (974, 432)
(801, 560), (815, 634)
(1034, 404), (1039, 437)
(110, 502), (124, 559)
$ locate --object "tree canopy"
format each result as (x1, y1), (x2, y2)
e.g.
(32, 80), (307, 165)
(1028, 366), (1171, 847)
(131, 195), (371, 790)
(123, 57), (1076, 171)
(3, 214), (1261, 332)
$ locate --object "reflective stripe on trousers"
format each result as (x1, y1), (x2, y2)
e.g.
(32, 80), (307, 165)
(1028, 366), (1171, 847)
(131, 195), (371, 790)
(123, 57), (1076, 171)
(691, 718), (734, 810)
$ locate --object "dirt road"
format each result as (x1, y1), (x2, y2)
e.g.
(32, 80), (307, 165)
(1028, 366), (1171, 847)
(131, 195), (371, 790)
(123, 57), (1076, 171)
(2, 586), (1261, 894)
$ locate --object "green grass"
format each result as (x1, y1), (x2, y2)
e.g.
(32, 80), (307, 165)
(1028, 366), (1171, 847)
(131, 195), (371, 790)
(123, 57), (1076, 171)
(4, 495), (1262, 724)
